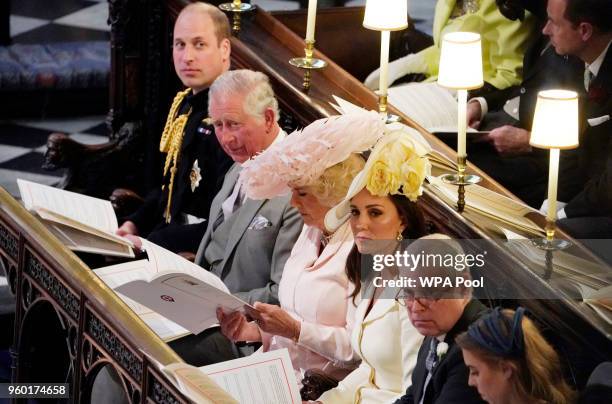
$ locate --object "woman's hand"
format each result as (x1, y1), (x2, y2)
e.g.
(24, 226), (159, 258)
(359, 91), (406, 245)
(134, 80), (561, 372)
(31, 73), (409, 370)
(253, 302), (301, 341)
(216, 308), (262, 342)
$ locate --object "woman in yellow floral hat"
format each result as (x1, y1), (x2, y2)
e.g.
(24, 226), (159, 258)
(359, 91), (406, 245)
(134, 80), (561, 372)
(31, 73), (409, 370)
(313, 130), (436, 403)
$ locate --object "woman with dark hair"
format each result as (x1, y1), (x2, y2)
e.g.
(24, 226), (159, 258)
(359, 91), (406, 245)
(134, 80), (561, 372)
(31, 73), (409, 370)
(456, 307), (576, 404)
(313, 131), (436, 403)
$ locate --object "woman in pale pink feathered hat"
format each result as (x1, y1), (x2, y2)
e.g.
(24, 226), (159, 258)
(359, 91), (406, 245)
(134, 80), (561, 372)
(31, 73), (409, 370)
(216, 111), (384, 384)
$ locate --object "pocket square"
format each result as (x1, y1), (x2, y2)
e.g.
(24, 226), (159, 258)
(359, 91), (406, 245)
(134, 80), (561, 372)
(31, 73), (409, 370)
(248, 215), (272, 230)
(587, 115), (610, 127)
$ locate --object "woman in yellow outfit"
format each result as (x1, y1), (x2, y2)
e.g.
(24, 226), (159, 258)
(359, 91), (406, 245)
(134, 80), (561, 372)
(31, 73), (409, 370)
(365, 0), (536, 91)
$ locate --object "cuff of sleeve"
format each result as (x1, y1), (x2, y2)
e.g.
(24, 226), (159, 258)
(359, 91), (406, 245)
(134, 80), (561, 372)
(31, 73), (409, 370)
(557, 208), (567, 219)
(471, 97), (488, 120)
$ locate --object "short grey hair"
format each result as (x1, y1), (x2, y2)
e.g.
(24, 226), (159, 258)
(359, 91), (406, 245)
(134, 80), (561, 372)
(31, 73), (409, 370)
(209, 69), (279, 121)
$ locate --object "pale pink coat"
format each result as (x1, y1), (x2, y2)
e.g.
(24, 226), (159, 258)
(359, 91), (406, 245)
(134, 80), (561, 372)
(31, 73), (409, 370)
(261, 221), (360, 381)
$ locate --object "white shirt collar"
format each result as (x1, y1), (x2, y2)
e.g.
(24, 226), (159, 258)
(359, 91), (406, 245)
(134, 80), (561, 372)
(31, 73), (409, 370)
(586, 39), (612, 77)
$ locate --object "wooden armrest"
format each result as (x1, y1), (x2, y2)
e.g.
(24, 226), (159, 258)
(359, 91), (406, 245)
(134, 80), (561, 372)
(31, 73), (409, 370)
(300, 368), (340, 401)
(110, 188), (145, 218)
(177, 251), (196, 262)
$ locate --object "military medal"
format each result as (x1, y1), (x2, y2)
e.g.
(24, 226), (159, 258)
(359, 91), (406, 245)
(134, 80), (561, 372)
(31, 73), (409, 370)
(190, 159), (202, 192)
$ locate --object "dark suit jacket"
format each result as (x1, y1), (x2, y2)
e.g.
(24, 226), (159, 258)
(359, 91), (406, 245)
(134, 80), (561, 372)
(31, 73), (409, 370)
(482, 37), (583, 131)
(394, 300), (488, 404)
(563, 45), (612, 218)
(125, 89), (233, 253)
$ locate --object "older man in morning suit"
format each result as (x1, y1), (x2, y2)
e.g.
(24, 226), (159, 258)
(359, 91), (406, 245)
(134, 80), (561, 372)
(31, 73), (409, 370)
(169, 69), (303, 365)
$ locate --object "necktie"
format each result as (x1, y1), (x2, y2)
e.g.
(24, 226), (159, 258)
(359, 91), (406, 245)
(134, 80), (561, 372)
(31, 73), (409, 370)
(425, 338), (440, 372)
(419, 338), (440, 404)
(584, 68), (594, 91)
(212, 209), (224, 232)
(213, 177), (244, 232)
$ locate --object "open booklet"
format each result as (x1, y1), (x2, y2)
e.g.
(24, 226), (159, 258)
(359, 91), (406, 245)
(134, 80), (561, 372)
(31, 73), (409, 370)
(387, 82), (481, 134)
(94, 238), (258, 340)
(17, 179), (134, 258)
(500, 228), (612, 324)
(427, 175), (544, 237)
(330, 95), (457, 173)
(161, 349), (301, 404)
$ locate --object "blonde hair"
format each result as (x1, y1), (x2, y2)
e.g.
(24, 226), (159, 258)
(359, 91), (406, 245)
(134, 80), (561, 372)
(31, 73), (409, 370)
(306, 154), (365, 207)
(457, 309), (575, 404)
(178, 3), (231, 45)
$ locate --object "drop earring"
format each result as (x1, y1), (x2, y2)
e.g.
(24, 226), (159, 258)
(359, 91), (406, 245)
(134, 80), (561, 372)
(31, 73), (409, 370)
(396, 231), (403, 241)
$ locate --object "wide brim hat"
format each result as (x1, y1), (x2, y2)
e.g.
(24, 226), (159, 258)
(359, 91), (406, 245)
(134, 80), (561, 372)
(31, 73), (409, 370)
(240, 110), (386, 200)
(324, 127), (431, 232)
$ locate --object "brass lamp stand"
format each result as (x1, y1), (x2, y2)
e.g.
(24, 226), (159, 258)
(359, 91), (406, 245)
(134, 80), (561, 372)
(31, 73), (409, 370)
(289, 40), (327, 91)
(219, 0), (256, 34)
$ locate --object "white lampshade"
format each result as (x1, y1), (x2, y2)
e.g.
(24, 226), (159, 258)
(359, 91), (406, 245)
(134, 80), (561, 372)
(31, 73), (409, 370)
(438, 32), (483, 90)
(530, 90), (579, 149)
(363, 0), (408, 31)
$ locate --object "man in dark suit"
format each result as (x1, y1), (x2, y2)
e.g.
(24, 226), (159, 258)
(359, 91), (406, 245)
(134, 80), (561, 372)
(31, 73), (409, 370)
(542, 0), (612, 238)
(394, 238), (488, 404)
(116, 3), (233, 254)
(465, 0), (584, 207)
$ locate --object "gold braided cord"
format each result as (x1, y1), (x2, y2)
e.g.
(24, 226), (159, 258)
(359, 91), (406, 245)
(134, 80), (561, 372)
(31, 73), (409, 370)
(160, 88), (191, 153)
(159, 88), (192, 223)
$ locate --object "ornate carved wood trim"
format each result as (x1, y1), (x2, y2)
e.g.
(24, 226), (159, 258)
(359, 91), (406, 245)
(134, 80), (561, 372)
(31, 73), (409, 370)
(85, 308), (143, 382)
(23, 249), (80, 321)
(0, 220), (18, 262)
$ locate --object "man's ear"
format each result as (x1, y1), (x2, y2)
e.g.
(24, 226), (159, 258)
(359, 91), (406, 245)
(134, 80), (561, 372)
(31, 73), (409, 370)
(263, 108), (276, 132)
(578, 22), (594, 42)
(220, 38), (231, 63)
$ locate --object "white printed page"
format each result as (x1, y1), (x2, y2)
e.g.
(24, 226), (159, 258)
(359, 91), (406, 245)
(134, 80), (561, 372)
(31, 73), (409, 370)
(94, 260), (190, 340)
(141, 239), (228, 292)
(199, 349), (301, 404)
(94, 259), (152, 288)
(17, 179), (119, 233)
(388, 82), (457, 130)
(116, 272), (251, 334)
(163, 363), (238, 404)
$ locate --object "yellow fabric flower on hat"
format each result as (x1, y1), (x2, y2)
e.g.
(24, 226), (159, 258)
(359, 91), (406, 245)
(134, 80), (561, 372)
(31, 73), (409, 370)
(364, 131), (431, 200)
(367, 160), (400, 196)
(401, 155), (429, 201)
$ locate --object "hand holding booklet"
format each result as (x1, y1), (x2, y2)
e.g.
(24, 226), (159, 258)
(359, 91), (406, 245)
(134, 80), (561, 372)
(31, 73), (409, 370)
(94, 239), (258, 338)
(17, 179), (134, 257)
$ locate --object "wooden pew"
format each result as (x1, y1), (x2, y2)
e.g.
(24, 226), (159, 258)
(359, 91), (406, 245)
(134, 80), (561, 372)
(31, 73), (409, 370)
(0, 188), (195, 402)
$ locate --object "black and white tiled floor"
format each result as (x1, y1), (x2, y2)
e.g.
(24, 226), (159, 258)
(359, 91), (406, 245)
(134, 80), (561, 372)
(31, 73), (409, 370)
(0, 116), (108, 197)
(2, 0), (111, 198)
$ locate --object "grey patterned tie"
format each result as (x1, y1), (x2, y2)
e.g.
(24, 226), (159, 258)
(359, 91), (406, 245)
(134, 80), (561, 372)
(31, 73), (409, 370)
(419, 338), (440, 404)
(425, 338), (440, 372)
(584, 68), (594, 91)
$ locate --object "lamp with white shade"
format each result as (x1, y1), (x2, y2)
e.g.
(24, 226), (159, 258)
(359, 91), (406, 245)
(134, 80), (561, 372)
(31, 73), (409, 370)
(530, 89), (579, 250)
(363, 0), (408, 115)
(437, 31), (484, 212)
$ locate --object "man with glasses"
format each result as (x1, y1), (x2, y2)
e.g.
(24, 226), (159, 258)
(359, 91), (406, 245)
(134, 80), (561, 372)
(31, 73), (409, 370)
(394, 237), (488, 404)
